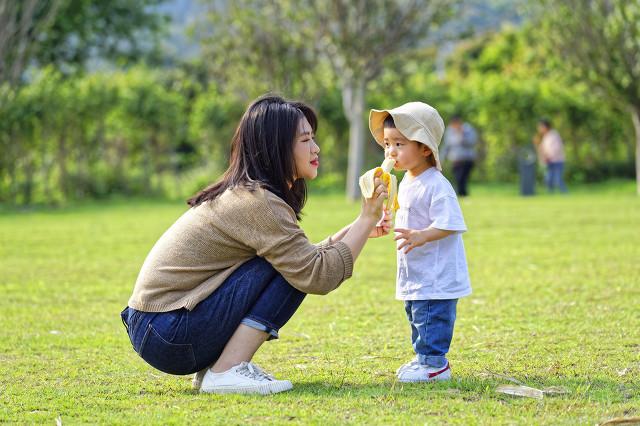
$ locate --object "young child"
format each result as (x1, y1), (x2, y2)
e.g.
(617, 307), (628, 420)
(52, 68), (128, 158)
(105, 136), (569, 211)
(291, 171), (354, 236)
(369, 102), (472, 382)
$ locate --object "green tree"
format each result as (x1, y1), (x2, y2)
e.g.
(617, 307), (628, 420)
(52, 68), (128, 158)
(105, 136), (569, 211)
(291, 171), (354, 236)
(538, 0), (640, 194)
(199, 0), (456, 199)
(0, 0), (167, 84)
(0, 0), (60, 84)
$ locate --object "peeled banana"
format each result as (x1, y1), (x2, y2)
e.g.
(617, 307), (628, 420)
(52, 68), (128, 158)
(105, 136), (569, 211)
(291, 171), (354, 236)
(358, 158), (399, 213)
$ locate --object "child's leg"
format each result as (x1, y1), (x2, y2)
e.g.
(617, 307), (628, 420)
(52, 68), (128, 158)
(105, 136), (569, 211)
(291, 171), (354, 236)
(405, 299), (458, 368)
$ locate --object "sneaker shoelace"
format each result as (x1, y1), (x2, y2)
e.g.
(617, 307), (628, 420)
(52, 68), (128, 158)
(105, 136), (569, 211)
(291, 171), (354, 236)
(398, 359), (420, 372)
(237, 362), (275, 382)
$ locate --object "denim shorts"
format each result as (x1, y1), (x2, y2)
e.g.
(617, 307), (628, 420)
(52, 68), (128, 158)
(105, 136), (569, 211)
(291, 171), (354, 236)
(121, 257), (306, 375)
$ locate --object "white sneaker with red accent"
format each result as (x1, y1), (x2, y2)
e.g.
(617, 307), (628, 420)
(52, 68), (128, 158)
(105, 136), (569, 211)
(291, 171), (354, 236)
(395, 357), (420, 375)
(200, 362), (293, 395)
(397, 362), (452, 382)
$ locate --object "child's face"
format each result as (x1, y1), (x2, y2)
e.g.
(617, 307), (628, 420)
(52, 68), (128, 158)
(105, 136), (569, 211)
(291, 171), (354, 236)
(383, 127), (432, 172)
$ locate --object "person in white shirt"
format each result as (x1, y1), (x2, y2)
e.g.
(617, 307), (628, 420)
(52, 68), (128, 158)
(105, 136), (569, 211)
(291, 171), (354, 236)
(369, 102), (472, 382)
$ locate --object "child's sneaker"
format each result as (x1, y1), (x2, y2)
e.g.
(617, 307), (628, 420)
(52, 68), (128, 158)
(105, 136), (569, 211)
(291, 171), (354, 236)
(395, 357), (419, 375)
(200, 362), (293, 395)
(397, 362), (451, 382)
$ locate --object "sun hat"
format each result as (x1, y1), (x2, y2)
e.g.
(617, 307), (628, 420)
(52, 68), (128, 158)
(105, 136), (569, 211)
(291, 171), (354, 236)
(369, 102), (445, 171)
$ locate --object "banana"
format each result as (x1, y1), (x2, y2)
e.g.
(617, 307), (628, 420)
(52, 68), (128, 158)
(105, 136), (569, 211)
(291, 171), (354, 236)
(358, 158), (399, 213)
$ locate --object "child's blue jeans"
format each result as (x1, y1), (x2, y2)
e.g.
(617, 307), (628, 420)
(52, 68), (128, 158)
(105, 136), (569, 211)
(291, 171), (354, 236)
(404, 299), (458, 368)
(120, 257), (306, 375)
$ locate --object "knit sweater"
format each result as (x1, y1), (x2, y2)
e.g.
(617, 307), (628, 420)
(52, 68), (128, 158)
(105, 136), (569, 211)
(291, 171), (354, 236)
(127, 186), (354, 312)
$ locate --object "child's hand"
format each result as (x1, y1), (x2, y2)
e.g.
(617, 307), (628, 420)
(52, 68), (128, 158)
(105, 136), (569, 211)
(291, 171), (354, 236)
(393, 227), (429, 253)
(369, 208), (392, 238)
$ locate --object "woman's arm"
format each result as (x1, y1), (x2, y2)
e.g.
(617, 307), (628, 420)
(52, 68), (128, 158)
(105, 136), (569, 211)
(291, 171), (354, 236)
(329, 208), (391, 242)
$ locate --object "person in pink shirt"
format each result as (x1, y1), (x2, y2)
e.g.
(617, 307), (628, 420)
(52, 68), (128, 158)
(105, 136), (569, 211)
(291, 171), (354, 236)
(534, 119), (567, 193)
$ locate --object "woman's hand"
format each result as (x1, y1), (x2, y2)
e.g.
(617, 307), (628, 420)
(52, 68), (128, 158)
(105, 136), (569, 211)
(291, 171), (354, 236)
(338, 171), (388, 262)
(361, 171), (388, 221)
(369, 208), (392, 238)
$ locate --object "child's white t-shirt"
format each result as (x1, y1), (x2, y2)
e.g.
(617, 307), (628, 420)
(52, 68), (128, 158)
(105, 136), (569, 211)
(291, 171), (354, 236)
(394, 167), (472, 300)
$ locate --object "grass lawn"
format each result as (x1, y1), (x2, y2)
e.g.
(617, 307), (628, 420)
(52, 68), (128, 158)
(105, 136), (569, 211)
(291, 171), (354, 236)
(1, 181), (639, 425)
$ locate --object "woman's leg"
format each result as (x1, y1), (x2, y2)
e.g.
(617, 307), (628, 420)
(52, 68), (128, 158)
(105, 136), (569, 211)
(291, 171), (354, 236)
(123, 257), (305, 376)
(211, 325), (268, 372)
(212, 271), (307, 371)
(189, 257), (306, 372)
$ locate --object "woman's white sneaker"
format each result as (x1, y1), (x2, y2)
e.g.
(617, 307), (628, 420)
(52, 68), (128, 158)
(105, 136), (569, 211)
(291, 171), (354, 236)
(397, 362), (452, 382)
(192, 367), (208, 390)
(200, 362), (293, 395)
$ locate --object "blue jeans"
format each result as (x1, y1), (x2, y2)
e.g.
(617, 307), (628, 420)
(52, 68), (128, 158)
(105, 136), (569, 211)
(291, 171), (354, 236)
(545, 161), (567, 192)
(404, 299), (458, 368)
(120, 257), (306, 375)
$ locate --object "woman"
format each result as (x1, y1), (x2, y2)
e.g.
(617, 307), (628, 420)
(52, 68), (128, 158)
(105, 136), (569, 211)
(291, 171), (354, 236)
(120, 95), (389, 395)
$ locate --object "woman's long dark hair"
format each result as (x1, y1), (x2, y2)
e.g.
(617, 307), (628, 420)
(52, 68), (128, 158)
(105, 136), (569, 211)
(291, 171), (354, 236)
(187, 95), (317, 219)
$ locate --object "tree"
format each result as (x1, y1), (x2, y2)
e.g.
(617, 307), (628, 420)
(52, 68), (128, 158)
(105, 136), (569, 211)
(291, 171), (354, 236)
(0, 0), (61, 84)
(0, 0), (167, 85)
(305, 0), (456, 199)
(199, 0), (456, 199)
(538, 0), (640, 194)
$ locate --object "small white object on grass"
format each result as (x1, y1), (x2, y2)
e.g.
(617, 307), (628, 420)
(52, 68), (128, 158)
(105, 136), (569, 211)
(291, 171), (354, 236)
(496, 384), (544, 399)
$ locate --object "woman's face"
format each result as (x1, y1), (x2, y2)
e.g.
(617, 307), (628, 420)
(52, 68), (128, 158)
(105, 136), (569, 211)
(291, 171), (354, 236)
(293, 117), (320, 180)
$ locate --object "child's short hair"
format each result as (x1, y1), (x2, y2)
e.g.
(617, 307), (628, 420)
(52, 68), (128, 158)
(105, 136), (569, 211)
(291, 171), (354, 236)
(383, 114), (396, 128)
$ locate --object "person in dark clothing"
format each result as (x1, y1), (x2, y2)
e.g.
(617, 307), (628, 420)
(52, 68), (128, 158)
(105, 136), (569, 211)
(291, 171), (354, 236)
(442, 115), (478, 197)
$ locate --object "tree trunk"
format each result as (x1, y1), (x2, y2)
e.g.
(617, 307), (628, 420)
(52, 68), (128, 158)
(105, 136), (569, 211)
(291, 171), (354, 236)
(631, 106), (640, 195)
(57, 131), (68, 199)
(342, 77), (366, 201)
(22, 156), (34, 205)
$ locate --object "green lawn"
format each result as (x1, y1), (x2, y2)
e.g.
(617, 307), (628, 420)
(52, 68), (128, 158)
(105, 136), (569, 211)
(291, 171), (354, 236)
(1, 182), (639, 425)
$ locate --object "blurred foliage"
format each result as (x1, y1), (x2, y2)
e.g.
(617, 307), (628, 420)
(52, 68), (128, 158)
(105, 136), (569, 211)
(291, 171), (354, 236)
(0, 5), (636, 205)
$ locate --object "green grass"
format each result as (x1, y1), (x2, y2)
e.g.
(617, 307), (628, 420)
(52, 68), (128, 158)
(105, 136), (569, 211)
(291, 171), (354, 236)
(1, 181), (639, 425)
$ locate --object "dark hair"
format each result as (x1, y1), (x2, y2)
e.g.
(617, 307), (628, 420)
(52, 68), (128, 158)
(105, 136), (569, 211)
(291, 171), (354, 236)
(383, 114), (396, 128)
(450, 114), (463, 123)
(187, 95), (317, 219)
(538, 118), (551, 129)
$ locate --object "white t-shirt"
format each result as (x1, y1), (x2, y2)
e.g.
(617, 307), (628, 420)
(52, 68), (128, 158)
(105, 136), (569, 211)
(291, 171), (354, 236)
(394, 167), (472, 300)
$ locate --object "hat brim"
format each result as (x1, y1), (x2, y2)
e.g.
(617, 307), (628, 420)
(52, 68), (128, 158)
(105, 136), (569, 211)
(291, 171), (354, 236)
(369, 109), (390, 147)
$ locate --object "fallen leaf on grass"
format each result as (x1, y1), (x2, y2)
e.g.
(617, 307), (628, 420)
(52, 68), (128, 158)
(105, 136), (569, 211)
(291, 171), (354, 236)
(542, 386), (571, 395)
(617, 368), (630, 376)
(496, 384), (544, 399)
(599, 417), (640, 425)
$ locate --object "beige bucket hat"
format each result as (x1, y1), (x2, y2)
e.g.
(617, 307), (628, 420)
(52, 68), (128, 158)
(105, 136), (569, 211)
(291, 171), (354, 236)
(369, 102), (445, 171)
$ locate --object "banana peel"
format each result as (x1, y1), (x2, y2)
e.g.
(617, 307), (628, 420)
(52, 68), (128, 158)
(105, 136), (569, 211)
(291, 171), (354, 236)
(358, 158), (399, 213)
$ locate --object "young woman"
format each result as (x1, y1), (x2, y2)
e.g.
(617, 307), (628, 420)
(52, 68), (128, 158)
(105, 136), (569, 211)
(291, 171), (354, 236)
(121, 95), (389, 395)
